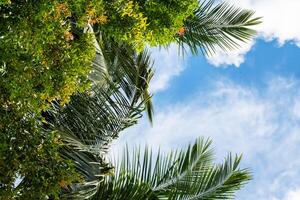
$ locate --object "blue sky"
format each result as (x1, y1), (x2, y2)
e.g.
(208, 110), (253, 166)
(157, 40), (300, 104)
(112, 1), (300, 199)
(151, 40), (300, 200)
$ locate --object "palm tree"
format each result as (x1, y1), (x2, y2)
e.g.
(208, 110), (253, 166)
(176, 0), (261, 55)
(46, 1), (259, 198)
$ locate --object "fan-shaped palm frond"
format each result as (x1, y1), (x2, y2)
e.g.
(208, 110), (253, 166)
(176, 0), (261, 55)
(93, 138), (251, 200)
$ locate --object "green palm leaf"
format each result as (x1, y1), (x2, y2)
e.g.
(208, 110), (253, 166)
(94, 32), (154, 123)
(93, 138), (251, 200)
(169, 154), (251, 200)
(176, 0), (261, 55)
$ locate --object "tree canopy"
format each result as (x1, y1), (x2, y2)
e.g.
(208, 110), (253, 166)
(0, 0), (260, 199)
(0, 0), (194, 113)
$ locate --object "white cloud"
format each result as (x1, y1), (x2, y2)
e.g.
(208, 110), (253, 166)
(207, 40), (255, 67)
(282, 188), (300, 200)
(293, 101), (300, 119)
(149, 44), (187, 93)
(111, 77), (300, 199)
(234, 0), (300, 46)
(272, 187), (300, 200)
(208, 0), (300, 67)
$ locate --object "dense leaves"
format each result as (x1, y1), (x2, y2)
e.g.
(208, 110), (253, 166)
(0, 2), (99, 197)
(0, 110), (80, 199)
(0, 1), (96, 114)
(0, 0), (260, 113)
(96, 0), (198, 50)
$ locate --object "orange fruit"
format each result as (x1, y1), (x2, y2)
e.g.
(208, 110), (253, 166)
(178, 27), (186, 36)
(59, 180), (68, 189)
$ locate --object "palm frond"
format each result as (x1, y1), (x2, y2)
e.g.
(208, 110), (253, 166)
(54, 85), (143, 145)
(98, 35), (154, 123)
(176, 0), (262, 55)
(48, 82), (147, 199)
(93, 138), (250, 200)
(59, 146), (112, 199)
(170, 154), (251, 200)
(84, 25), (154, 122)
(83, 23), (110, 87)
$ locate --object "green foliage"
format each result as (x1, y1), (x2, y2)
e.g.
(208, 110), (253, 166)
(96, 0), (198, 50)
(0, 2), (100, 196)
(137, 0), (199, 46)
(0, 0), (10, 6)
(0, 0), (260, 198)
(0, 0), (260, 114)
(0, 1), (97, 114)
(44, 86), (250, 200)
(0, 110), (80, 199)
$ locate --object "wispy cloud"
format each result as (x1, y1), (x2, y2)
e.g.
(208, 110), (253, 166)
(208, 0), (300, 67)
(281, 188), (300, 200)
(149, 44), (187, 93)
(112, 76), (300, 199)
(207, 40), (255, 67)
